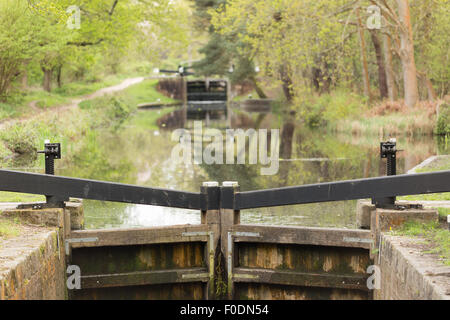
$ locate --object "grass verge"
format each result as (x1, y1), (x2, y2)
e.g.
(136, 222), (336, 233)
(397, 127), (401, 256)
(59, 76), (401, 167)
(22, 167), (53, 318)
(391, 220), (450, 266)
(0, 217), (20, 238)
(0, 73), (142, 121)
(0, 79), (173, 203)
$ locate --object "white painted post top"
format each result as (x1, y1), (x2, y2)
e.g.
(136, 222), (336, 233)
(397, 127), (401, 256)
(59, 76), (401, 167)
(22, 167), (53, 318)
(202, 181), (219, 187)
(222, 181), (239, 187)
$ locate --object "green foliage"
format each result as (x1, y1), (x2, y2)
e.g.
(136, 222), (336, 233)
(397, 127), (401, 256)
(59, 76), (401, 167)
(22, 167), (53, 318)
(392, 220), (450, 266)
(437, 208), (450, 220)
(400, 193), (450, 201)
(0, 0), (191, 100)
(298, 90), (368, 128)
(0, 218), (20, 238)
(192, 0), (258, 86)
(0, 124), (39, 155)
(80, 79), (174, 130)
(0, 142), (12, 161)
(69, 130), (134, 182)
(435, 104), (450, 136)
(211, 0), (358, 100)
(128, 109), (175, 131)
(412, 0), (450, 97)
(210, 0), (450, 106)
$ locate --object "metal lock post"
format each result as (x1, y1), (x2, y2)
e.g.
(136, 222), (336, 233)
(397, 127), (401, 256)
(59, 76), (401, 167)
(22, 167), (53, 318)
(37, 140), (66, 207)
(373, 138), (398, 209)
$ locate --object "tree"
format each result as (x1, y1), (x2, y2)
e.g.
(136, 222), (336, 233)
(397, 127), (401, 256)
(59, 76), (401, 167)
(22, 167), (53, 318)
(356, 7), (371, 98)
(211, 0), (360, 102)
(0, 1), (43, 98)
(191, 0), (265, 97)
(370, 0), (419, 108)
(369, 29), (388, 99)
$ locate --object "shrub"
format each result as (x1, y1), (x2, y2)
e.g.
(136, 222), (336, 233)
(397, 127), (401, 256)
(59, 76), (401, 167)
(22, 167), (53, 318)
(435, 103), (450, 136)
(296, 90), (367, 128)
(0, 123), (38, 155)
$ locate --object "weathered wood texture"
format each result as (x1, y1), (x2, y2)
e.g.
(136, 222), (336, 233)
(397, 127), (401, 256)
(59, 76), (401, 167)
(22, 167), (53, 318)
(236, 243), (370, 273)
(70, 241), (207, 299)
(66, 205), (374, 300)
(72, 242), (205, 275)
(232, 224), (373, 249)
(233, 237), (373, 299)
(233, 268), (368, 291)
(69, 224), (209, 248)
(71, 283), (205, 300)
(81, 268), (209, 289)
(235, 283), (370, 300)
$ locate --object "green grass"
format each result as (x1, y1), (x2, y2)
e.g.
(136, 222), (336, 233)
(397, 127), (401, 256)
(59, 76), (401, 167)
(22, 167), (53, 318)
(0, 192), (44, 203)
(79, 79), (178, 131)
(391, 220), (450, 266)
(415, 156), (450, 173)
(119, 79), (175, 105)
(79, 79), (176, 110)
(232, 90), (259, 102)
(399, 156), (450, 201)
(0, 90), (70, 119)
(128, 108), (175, 130)
(399, 193), (450, 201)
(0, 74), (141, 121)
(437, 207), (450, 220)
(0, 218), (20, 238)
(0, 78), (174, 203)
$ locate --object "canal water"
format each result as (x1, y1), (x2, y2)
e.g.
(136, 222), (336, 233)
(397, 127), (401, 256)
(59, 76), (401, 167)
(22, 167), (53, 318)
(52, 108), (446, 230)
(4, 107), (447, 230)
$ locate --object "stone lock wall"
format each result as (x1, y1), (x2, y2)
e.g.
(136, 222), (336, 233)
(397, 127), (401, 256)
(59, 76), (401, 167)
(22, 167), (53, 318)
(357, 200), (449, 300)
(0, 201), (84, 300)
(375, 235), (450, 300)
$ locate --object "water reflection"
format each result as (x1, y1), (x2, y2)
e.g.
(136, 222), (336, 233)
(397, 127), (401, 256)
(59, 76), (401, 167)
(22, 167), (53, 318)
(6, 107), (447, 230)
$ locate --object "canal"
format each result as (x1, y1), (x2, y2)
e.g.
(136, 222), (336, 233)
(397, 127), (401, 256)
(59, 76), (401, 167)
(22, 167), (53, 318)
(4, 106), (448, 230)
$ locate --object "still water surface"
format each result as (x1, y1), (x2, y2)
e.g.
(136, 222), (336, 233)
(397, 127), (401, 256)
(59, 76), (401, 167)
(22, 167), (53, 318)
(3, 108), (431, 230)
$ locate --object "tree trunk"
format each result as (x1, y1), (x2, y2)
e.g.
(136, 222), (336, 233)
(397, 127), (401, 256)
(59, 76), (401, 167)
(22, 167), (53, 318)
(250, 76), (268, 99)
(356, 8), (371, 98)
(418, 72), (437, 101)
(42, 67), (52, 92)
(20, 61), (30, 89)
(280, 121), (295, 159)
(279, 65), (293, 102)
(21, 71), (28, 89)
(397, 0), (419, 108)
(56, 65), (62, 88)
(382, 34), (398, 101)
(370, 30), (388, 99)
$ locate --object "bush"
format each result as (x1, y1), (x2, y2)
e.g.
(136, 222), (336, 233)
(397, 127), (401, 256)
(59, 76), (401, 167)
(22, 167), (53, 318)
(435, 103), (450, 136)
(297, 90), (367, 128)
(109, 97), (130, 120)
(0, 123), (38, 155)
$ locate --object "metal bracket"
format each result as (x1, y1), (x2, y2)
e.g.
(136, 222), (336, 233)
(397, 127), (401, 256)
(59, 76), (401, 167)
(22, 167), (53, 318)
(233, 273), (259, 280)
(227, 231), (261, 292)
(17, 201), (67, 210)
(181, 273), (209, 281)
(37, 141), (65, 208)
(65, 237), (99, 255)
(343, 237), (374, 245)
(182, 231), (215, 283)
